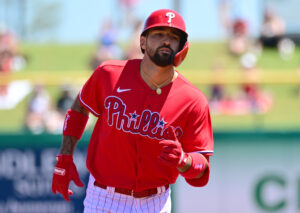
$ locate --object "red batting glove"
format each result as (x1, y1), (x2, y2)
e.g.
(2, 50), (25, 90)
(52, 155), (84, 201)
(158, 127), (189, 168)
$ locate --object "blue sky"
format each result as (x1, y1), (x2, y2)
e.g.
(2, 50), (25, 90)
(54, 0), (262, 43)
(0, 0), (277, 43)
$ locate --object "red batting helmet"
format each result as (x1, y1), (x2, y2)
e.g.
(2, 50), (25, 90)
(141, 9), (189, 67)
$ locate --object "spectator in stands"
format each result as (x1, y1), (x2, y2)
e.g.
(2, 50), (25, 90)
(218, 0), (251, 56)
(208, 53), (273, 115)
(209, 62), (225, 100)
(43, 85), (76, 134)
(0, 24), (27, 97)
(208, 62), (227, 114)
(0, 23), (26, 72)
(25, 85), (51, 134)
(123, 19), (144, 60)
(56, 85), (74, 115)
(259, 7), (285, 49)
(228, 18), (250, 56)
(25, 85), (76, 134)
(258, 7), (295, 60)
(55, 84), (94, 133)
(239, 53), (273, 114)
(89, 19), (122, 70)
(118, 0), (141, 27)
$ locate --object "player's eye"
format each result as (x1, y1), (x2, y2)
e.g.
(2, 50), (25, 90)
(154, 32), (163, 37)
(170, 35), (180, 41)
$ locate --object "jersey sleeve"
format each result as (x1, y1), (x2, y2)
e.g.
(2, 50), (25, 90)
(78, 66), (103, 117)
(181, 101), (214, 156)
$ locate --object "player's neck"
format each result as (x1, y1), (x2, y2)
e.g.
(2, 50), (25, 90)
(141, 58), (174, 80)
(140, 58), (177, 91)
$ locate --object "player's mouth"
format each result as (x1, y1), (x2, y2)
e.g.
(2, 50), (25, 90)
(158, 47), (172, 54)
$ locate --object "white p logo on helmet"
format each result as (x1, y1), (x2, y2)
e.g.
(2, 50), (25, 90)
(166, 12), (175, 23)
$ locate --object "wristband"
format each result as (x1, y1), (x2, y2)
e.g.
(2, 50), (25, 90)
(180, 153), (207, 179)
(56, 154), (73, 162)
(63, 109), (89, 139)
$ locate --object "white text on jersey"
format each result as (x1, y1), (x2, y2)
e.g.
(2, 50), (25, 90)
(104, 96), (183, 140)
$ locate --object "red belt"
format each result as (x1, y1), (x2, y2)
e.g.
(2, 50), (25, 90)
(94, 181), (169, 198)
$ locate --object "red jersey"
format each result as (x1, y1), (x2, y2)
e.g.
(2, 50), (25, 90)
(79, 59), (214, 191)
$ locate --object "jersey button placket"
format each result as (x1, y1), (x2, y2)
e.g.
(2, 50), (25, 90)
(145, 92), (154, 109)
(135, 138), (143, 189)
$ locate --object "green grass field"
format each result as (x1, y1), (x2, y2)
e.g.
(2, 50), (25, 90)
(0, 42), (299, 132)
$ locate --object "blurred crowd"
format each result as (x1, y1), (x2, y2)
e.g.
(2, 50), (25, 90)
(1, 1), (299, 133)
(87, 2), (297, 117)
(23, 0), (144, 134)
(210, 1), (299, 115)
(0, 24), (27, 98)
(0, 23), (79, 134)
(219, 1), (295, 59)
(89, 17), (144, 70)
(0, 24), (27, 73)
(24, 84), (81, 134)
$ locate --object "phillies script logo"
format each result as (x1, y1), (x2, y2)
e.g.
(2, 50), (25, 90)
(104, 96), (183, 140)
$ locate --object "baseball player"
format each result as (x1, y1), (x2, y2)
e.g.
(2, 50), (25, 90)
(52, 9), (214, 213)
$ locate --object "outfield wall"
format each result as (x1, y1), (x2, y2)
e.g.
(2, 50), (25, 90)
(174, 132), (300, 213)
(0, 133), (90, 213)
(0, 132), (299, 213)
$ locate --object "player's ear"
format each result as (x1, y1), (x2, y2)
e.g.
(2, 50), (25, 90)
(140, 36), (146, 54)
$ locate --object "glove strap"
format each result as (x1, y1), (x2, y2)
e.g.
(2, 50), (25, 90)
(54, 155), (73, 176)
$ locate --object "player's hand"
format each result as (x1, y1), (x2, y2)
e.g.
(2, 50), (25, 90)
(52, 155), (84, 201)
(158, 127), (188, 168)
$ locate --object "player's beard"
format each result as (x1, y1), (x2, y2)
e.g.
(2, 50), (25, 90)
(147, 45), (175, 67)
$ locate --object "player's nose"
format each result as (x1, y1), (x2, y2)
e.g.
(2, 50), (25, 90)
(162, 36), (171, 46)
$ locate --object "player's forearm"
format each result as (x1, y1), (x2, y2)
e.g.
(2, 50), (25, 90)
(59, 135), (79, 155)
(59, 96), (90, 155)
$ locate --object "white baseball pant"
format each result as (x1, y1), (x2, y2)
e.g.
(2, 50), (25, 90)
(83, 174), (171, 213)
